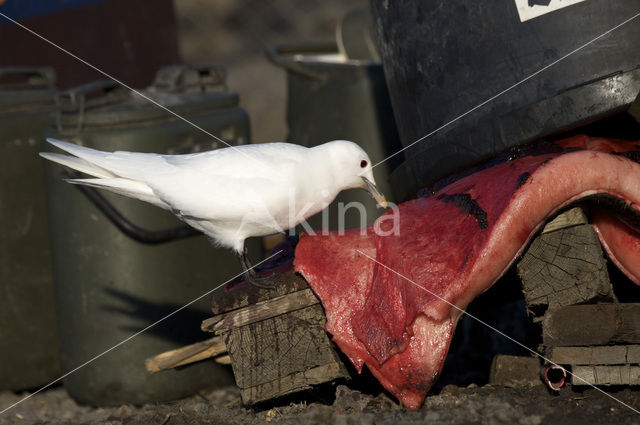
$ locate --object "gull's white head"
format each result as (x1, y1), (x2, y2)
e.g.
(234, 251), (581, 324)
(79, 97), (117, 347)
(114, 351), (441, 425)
(319, 140), (387, 208)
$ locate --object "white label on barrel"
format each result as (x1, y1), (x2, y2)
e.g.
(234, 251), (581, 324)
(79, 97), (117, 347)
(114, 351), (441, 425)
(514, 0), (586, 22)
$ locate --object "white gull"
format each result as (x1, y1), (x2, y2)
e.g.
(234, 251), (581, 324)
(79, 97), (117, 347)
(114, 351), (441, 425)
(40, 138), (387, 287)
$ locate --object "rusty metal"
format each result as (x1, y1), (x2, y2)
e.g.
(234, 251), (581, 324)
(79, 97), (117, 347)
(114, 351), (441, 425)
(544, 364), (567, 391)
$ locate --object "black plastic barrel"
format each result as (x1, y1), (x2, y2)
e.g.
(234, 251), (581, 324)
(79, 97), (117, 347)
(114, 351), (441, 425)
(371, 1), (640, 200)
(43, 65), (250, 405)
(0, 67), (61, 390)
(268, 39), (401, 230)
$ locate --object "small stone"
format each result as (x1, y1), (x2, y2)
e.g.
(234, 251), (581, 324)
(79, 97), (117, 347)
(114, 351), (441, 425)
(116, 405), (130, 419)
(333, 385), (371, 412)
(519, 414), (543, 425)
(265, 408), (278, 422)
(440, 384), (462, 395)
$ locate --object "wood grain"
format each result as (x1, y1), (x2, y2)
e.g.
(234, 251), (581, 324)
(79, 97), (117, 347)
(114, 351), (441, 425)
(145, 336), (226, 373)
(202, 289), (320, 333)
(543, 303), (640, 346)
(518, 207), (615, 317)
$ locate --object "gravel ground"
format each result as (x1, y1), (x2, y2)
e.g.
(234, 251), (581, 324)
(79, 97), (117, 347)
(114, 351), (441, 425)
(1, 381), (639, 425)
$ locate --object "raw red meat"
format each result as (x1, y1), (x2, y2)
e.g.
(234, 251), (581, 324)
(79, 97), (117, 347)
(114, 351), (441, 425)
(593, 209), (640, 286)
(294, 135), (640, 409)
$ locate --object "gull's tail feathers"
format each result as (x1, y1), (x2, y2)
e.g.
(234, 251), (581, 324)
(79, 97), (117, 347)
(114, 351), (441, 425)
(65, 178), (170, 209)
(39, 152), (115, 179)
(43, 137), (168, 180)
(41, 138), (168, 210)
(44, 137), (115, 164)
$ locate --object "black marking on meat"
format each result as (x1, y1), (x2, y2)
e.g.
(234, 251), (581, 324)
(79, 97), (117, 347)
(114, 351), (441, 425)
(436, 193), (488, 230)
(431, 141), (564, 192)
(505, 141), (565, 161)
(613, 150), (640, 164)
(517, 172), (531, 188)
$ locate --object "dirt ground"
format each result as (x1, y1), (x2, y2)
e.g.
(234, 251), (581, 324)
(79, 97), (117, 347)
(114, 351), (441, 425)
(1, 380), (639, 425)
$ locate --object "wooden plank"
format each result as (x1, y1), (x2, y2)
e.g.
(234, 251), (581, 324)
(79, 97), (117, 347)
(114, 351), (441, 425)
(550, 346), (635, 365)
(543, 304), (640, 347)
(145, 336), (226, 373)
(240, 362), (347, 405)
(210, 273), (309, 314)
(226, 304), (347, 390)
(572, 365), (640, 386)
(628, 345), (640, 363)
(540, 207), (587, 234)
(201, 289), (320, 333)
(215, 355), (232, 365)
(489, 355), (540, 387)
(517, 207), (615, 317)
(204, 270), (349, 405)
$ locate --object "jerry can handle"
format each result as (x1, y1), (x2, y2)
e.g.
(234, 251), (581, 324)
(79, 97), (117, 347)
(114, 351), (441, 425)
(66, 171), (200, 244)
(55, 80), (125, 135)
(0, 66), (56, 89)
(152, 64), (228, 93)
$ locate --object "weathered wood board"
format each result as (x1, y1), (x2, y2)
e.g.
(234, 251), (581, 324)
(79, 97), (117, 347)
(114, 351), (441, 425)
(489, 355), (540, 387)
(572, 365), (640, 386)
(210, 273), (310, 314)
(226, 304), (347, 403)
(208, 273), (348, 405)
(517, 207), (616, 319)
(145, 335), (227, 373)
(549, 345), (640, 365)
(543, 303), (640, 347)
(203, 289), (319, 333)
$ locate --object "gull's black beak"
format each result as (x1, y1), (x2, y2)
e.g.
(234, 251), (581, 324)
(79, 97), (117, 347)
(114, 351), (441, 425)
(362, 177), (387, 209)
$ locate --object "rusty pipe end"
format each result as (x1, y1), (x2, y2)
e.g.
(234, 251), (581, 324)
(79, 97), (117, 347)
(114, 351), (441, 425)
(543, 364), (567, 391)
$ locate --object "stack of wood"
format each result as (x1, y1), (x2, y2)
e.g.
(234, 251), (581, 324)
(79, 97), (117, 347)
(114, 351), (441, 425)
(518, 206), (640, 386)
(146, 272), (348, 404)
(544, 304), (640, 386)
(517, 207), (616, 320)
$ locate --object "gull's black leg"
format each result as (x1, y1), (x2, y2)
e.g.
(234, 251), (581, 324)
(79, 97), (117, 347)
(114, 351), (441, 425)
(239, 241), (278, 289)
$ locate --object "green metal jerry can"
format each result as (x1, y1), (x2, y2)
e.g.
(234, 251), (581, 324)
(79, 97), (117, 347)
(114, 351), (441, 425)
(0, 67), (61, 391)
(43, 65), (250, 405)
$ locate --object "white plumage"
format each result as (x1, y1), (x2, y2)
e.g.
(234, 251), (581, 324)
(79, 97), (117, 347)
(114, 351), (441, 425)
(40, 138), (386, 257)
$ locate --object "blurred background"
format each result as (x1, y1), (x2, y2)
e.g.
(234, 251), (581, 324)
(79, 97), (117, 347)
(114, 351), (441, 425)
(176, 0), (365, 142)
(0, 0), (366, 141)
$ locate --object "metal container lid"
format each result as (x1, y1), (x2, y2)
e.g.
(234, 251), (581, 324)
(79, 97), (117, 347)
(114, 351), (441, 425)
(0, 67), (57, 113)
(267, 42), (385, 84)
(266, 8), (382, 76)
(55, 65), (239, 135)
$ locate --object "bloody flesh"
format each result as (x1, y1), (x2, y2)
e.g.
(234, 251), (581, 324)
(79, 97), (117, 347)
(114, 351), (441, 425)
(294, 135), (640, 409)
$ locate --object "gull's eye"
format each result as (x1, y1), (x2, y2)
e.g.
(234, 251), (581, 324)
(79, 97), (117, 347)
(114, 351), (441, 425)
(360, 160), (368, 168)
